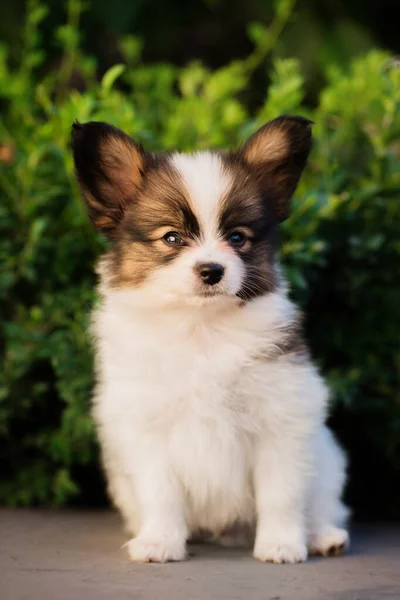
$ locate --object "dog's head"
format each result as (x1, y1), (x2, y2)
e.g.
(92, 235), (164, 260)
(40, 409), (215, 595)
(72, 116), (312, 306)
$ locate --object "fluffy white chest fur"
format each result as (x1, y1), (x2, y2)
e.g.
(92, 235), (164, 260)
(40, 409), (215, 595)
(93, 288), (348, 562)
(72, 114), (349, 563)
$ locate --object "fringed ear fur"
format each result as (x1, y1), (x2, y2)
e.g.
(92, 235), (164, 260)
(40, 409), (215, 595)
(239, 115), (313, 221)
(71, 121), (147, 237)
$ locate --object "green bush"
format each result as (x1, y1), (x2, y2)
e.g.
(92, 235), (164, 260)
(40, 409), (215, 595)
(1, 0), (399, 517)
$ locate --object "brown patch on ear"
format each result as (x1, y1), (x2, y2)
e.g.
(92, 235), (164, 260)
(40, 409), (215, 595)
(71, 121), (147, 237)
(82, 189), (119, 233)
(97, 135), (145, 203)
(240, 115), (313, 221)
(243, 125), (289, 164)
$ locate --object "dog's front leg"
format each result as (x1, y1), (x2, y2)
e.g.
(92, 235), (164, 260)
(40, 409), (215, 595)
(124, 443), (188, 563)
(253, 431), (312, 564)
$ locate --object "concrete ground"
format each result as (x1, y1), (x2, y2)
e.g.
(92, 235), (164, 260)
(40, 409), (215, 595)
(1, 510), (399, 600)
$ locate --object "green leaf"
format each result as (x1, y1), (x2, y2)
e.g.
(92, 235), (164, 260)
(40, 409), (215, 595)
(101, 64), (126, 92)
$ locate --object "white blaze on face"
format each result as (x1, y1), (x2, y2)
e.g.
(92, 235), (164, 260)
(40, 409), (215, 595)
(169, 152), (244, 297)
(171, 152), (231, 242)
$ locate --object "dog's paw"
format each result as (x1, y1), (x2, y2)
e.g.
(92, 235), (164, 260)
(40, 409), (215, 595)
(308, 527), (349, 557)
(124, 536), (187, 563)
(253, 540), (308, 564)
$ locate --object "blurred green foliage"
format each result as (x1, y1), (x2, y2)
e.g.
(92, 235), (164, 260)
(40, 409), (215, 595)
(0, 0), (399, 518)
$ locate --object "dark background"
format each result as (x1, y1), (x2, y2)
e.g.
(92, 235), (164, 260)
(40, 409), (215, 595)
(1, 0), (400, 101)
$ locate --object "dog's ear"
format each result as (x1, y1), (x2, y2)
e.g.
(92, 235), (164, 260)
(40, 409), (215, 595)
(71, 121), (147, 237)
(239, 115), (313, 221)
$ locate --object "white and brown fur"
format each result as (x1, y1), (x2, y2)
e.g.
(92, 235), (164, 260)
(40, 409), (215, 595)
(72, 116), (349, 563)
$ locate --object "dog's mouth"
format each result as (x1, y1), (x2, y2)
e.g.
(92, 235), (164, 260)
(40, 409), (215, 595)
(195, 286), (235, 300)
(197, 289), (224, 298)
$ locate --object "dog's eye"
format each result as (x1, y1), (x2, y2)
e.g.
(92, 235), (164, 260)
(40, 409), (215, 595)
(228, 231), (247, 248)
(164, 231), (183, 245)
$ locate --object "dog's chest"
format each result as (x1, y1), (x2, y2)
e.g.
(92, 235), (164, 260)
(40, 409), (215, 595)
(98, 306), (269, 428)
(110, 315), (259, 389)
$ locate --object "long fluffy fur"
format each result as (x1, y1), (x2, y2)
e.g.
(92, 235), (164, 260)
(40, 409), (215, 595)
(73, 117), (349, 564)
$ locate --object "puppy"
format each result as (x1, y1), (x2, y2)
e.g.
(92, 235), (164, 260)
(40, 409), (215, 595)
(72, 116), (349, 563)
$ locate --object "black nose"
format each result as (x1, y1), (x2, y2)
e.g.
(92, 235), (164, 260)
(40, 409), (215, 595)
(196, 263), (225, 286)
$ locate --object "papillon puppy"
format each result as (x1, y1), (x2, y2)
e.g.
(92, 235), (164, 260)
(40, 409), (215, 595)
(72, 115), (349, 563)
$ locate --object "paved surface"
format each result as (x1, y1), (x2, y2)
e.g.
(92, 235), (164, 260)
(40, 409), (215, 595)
(1, 510), (399, 600)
